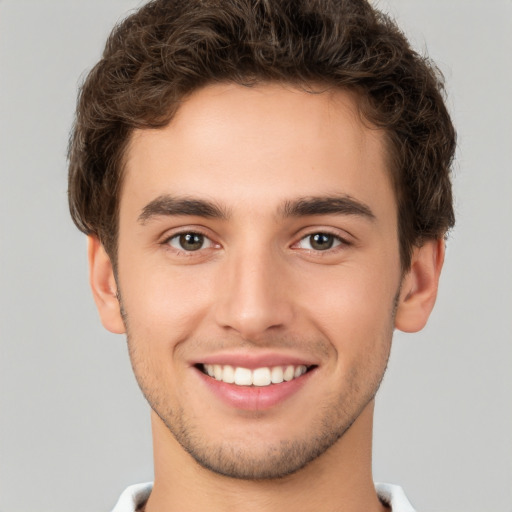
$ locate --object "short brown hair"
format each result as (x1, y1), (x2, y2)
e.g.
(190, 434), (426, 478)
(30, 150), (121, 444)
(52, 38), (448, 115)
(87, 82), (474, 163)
(68, 0), (456, 269)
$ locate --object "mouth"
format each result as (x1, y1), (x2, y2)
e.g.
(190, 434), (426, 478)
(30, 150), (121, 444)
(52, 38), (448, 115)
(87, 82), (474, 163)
(196, 363), (316, 387)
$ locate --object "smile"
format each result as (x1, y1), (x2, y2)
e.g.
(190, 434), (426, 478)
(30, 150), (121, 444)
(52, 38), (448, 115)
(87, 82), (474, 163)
(200, 364), (312, 387)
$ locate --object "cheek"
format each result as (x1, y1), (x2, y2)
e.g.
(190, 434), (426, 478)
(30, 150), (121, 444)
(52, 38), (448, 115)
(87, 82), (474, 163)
(119, 266), (215, 403)
(301, 263), (399, 353)
(118, 262), (214, 349)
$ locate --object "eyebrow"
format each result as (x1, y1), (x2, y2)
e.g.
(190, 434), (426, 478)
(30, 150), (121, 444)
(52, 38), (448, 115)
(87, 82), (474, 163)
(138, 193), (375, 224)
(138, 195), (229, 223)
(280, 195), (375, 220)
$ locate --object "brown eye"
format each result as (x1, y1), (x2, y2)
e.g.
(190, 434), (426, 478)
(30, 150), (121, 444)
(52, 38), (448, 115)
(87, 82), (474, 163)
(180, 233), (203, 251)
(168, 232), (211, 251)
(296, 232), (343, 251)
(309, 233), (335, 250)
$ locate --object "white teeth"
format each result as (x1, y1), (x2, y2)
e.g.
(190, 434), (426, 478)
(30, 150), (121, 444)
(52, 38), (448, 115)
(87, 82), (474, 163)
(202, 364), (310, 386)
(222, 365), (235, 384)
(252, 367), (271, 387)
(294, 365), (307, 378)
(234, 367), (253, 386)
(283, 365), (295, 382)
(271, 366), (284, 384)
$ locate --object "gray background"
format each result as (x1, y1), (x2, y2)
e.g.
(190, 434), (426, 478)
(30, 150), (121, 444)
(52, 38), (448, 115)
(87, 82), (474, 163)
(1, 1), (511, 511)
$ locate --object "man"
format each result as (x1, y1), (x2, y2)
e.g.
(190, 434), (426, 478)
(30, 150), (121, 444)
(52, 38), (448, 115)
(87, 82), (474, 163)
(68, 0), (455, 510)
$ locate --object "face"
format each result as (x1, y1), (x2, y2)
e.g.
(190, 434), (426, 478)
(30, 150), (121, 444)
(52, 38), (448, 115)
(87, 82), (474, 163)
(109, 84), (406, 479)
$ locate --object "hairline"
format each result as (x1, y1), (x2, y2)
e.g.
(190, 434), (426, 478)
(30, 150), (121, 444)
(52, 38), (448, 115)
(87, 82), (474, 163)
(104, 80), (412, 273)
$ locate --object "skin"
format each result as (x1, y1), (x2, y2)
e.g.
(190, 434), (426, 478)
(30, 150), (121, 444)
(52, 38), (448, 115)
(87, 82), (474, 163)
(89, 83), (444, 512)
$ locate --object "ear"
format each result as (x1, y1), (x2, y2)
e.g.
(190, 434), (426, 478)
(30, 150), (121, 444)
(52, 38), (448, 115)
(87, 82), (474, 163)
(88, 236), (125, 334)
(395, 238), (445, 333)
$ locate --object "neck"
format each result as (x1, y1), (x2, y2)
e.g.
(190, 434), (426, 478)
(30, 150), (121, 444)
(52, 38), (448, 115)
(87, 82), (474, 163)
(144, 402), (387, 512)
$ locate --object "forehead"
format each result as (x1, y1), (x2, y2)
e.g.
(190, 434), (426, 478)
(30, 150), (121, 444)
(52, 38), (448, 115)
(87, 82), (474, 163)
(122, 83), (393, 217)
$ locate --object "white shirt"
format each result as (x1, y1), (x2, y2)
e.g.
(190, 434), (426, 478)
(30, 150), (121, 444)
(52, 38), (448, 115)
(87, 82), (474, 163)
(111, 481), (416, 511)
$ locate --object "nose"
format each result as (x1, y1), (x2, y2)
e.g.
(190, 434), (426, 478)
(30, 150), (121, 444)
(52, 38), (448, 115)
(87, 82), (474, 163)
(213, 246), (294, 341)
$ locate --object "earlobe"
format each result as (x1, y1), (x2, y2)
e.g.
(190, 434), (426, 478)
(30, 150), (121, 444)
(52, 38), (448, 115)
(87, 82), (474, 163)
(395, 238), (445, 333)
(88, 236), (126, 334)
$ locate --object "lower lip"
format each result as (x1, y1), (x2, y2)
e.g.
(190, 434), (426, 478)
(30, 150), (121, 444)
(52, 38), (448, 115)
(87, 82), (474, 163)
(196, 368), (316, 410)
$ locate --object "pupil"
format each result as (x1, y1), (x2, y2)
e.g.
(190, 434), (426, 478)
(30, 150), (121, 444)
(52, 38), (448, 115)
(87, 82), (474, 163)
(310, 233), (333, 250)
(180, 233), (203, 251)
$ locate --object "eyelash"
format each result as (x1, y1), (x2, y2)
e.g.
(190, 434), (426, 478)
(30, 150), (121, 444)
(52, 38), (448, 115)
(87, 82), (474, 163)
(161, 229), (351, 256)
(162, 229), (217, 255)
(293, 231), (350, 252)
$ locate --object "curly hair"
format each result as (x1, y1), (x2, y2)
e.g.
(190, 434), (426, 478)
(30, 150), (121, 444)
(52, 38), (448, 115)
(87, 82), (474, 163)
(68, 0), (456, 270)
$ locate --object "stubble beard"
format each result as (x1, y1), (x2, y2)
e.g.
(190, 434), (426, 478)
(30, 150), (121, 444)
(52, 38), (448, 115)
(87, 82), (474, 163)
(120, 295), (397, 481)
(153, 380), (384, 480)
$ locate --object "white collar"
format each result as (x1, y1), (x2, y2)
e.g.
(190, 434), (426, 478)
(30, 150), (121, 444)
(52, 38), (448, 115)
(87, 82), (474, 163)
(111, 481), (416, 512)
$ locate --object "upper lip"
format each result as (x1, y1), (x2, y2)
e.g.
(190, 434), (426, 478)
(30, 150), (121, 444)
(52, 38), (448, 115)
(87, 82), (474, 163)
(191, 351), (318, 369)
